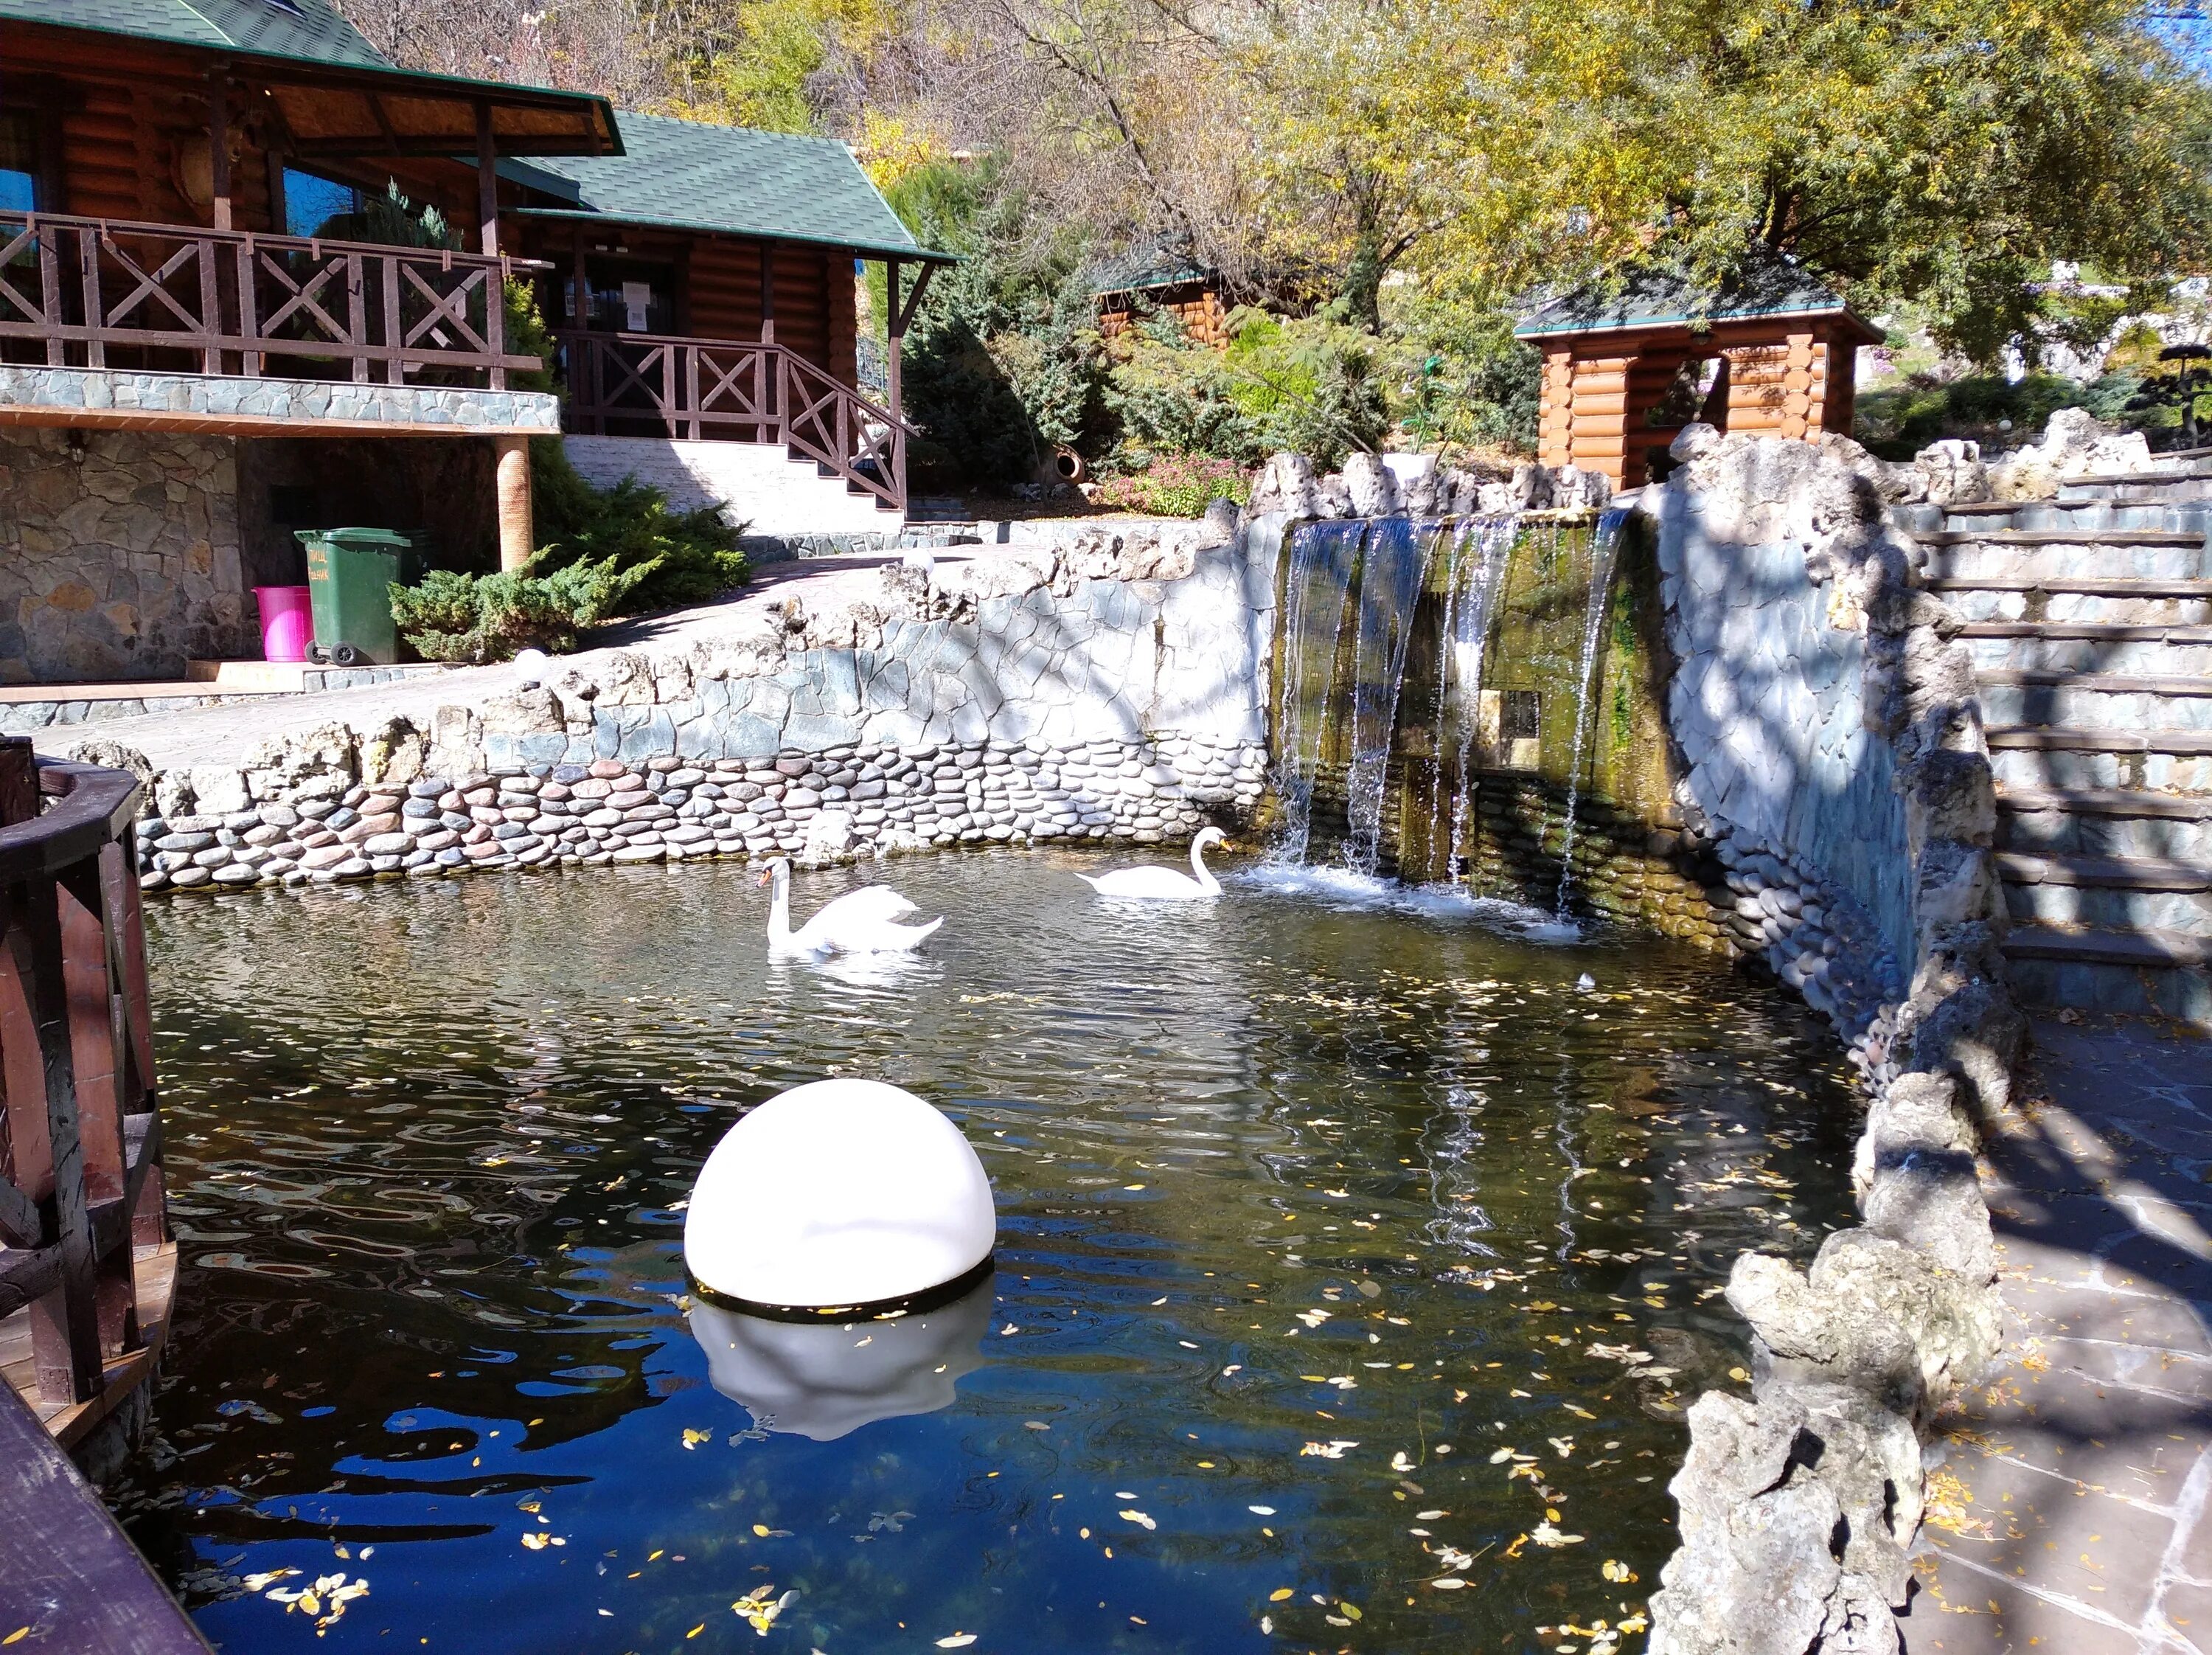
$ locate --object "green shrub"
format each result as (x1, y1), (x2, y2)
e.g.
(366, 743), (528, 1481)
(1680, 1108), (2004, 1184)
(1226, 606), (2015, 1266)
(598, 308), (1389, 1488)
(1854, 371), (2142, 458)
(390, 559), (658, 663)
(528, 439), (749, 609)
(1091, 454), (1250, 516)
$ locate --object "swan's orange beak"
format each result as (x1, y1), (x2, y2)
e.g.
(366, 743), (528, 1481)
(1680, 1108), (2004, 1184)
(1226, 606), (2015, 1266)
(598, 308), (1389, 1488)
(756, 867), (772, 888)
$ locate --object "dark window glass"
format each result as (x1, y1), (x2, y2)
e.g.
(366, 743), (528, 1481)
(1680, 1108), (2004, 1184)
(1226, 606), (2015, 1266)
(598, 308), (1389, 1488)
(0, 108), (38, 213)
(284, 168), (364, 238)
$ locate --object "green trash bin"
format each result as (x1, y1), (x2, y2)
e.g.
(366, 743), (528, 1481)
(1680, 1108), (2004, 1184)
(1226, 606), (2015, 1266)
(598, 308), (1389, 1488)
(295, 527), (421, 667)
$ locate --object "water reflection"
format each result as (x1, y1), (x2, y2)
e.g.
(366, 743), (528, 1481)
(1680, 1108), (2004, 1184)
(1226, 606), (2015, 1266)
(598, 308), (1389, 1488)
(116, 851), (1862, 1655)
(689, 1274), (995, 1440)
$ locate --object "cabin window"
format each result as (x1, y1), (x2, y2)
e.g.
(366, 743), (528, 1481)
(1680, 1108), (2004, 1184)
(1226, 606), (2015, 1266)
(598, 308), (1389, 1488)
(283, 167), (366, 238)
(0, 109), (39, 213)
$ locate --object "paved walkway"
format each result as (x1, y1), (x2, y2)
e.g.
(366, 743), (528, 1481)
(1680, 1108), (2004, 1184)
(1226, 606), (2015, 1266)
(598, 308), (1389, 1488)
(1905, 1019), (2212, 1654)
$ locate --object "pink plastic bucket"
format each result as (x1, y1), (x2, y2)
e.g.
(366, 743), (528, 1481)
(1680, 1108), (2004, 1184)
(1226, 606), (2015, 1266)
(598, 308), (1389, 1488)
(254, 586), (314, 664)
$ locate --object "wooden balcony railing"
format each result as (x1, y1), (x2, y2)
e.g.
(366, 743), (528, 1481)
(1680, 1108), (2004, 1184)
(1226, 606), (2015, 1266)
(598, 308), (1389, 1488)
(0, 211), (549, 391)
(0, 741), (169, 1418)
(559, 330), (910, 512)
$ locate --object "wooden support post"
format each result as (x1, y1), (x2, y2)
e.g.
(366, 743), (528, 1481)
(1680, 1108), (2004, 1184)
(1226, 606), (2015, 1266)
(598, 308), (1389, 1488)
(474, 100), (499, 257)
(570, 229), (588, 330)
(758, 241), (776, 344)
(206, 69), (232, 233)
(58, 867), (131, 1356)
(494, 435), (532, 572)
(885, 258), (902, 431)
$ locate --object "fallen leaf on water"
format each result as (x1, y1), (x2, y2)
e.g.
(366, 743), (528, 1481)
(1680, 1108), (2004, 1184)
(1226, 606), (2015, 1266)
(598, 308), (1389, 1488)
(1119, 1510), (1156, 1530)
(936, 1635), (978, 1648)
(1528, 1522), (1585, 1547)
(1248, 1505), (1276, 1516)
(521, 1533), (551, 1550)
(682, 1429), (712, 1449)
(1431, 1578), (1467, 1590)
(1269, 1588), (1294, 1602)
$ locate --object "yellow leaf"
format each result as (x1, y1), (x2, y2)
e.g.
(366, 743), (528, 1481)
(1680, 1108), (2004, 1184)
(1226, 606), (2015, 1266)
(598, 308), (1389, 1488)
(4, 1630), (28, 1647)
(1270, 1588), (1293, 1602)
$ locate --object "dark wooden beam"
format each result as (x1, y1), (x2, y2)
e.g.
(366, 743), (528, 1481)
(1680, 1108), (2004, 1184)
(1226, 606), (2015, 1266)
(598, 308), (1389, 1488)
(473, 99), (499, 257)
(205, 66), (232, 232)
(885, 258), (902, 429)
(759, 240), (776, 345)
(891, 260), (935, 338)
(0, 1382), (212, 1654)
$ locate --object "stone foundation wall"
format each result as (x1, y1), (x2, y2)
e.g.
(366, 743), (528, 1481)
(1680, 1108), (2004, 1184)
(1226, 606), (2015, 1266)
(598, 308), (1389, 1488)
(0, 427), (253, 681)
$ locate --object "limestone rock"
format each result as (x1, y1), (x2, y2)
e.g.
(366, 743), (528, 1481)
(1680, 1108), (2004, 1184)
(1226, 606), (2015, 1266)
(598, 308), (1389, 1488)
(1913, 440), (1987, 506)
(1248, 453), (1321, 519)
(1341, 451), (1402, 516)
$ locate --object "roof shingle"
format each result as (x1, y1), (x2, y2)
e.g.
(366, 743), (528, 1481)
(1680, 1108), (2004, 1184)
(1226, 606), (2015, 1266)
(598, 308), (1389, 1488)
(0, 0), (394, 69)
(510, 111), (947, 263)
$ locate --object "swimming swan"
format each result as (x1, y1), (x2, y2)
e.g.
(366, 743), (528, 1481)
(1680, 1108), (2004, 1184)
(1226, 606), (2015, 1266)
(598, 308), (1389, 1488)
(1074, 826), (1225, 901)
(759, 857), (944, 954)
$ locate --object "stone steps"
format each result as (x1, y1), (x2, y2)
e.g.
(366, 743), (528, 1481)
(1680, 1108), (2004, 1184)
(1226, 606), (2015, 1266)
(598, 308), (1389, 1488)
(1986, 724), (2212, 753)
(1962, 622), (2212, 676)
(1928, 575), (2212, 626)
(1989, 733), (2212, 796)
(1921, 541), (2212, 582)
(1977, 671), (2212, 729)
(2004, 923), (2212, 967)
(1998, 851), (2212, 934)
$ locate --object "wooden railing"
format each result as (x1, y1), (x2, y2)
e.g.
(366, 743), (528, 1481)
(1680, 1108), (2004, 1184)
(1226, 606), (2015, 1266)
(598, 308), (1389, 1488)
(0, 741), (167, 1412)
(0, 210), (549, 390)
(559, 330), (910, 512)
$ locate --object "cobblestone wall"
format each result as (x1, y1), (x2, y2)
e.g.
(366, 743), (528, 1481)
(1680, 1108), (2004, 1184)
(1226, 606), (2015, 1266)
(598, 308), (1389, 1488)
(0, 427), (254, 681)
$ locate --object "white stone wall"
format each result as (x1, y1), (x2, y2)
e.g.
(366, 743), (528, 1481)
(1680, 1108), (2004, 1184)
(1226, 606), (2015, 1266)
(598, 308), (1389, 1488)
(563, 436), (905, 538)
(0, 428), (253, 682)
(0, 367), (559, 432)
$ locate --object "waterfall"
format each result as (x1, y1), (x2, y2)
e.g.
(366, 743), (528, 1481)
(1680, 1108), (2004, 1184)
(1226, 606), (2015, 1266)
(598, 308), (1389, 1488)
(1267, 521), (1363, 864)
(1551, 508), (1630, 917)
(1438, 517), (1517, 884)
(1340, 518), (1438, 876)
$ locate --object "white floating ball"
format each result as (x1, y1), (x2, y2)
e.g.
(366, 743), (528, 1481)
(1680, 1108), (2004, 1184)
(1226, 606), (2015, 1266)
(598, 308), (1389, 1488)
(511, 647), (550, 685)
(684, 1079), (995, 1309)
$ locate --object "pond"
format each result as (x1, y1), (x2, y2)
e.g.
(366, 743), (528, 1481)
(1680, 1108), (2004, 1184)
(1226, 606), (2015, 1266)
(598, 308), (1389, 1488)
(114, 851), (1860, 1654)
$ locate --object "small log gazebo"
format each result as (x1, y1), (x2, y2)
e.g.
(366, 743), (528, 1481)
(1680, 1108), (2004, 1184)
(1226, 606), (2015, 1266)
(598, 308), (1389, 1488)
(1515, 260), (1884, 490)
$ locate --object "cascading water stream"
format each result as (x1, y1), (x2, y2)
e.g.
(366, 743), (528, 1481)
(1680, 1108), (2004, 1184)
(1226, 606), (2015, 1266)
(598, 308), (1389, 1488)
(1267, 521), (1363, 864)
(1340, 518), (1438, 876)
(1551, 507), (1630, 917)
(1439, 516), (1517, 884)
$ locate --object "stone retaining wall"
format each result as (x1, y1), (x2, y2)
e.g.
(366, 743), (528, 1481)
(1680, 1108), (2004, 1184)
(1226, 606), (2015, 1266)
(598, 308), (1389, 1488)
(1645, 429), (2025, 1655)
(85, 525), (1273, 889)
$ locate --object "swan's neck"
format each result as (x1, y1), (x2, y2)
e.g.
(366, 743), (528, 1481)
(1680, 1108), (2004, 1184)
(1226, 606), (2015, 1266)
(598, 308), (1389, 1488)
(1190, 836), (1220, 895)
(766, 868), (793, 943)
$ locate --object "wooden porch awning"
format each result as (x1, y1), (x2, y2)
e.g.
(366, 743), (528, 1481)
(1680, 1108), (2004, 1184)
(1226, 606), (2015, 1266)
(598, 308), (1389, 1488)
(252, 63), (620, 161)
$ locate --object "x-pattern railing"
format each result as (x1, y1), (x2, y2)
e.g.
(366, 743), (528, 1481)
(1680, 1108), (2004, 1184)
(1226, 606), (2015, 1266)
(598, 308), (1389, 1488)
(560, 330), (908, 511)
(0, 210), (547, 389)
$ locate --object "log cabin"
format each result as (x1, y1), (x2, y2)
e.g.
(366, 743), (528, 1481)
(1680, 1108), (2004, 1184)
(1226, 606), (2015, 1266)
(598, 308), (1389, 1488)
(1516, 260), (1882, 491)
(0, 0), (946, 688)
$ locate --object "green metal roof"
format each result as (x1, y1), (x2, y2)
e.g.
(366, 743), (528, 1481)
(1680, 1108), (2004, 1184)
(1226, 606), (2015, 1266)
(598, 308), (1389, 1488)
(508, 112), (950, 263)
(1515, 254), (1881, 341)
(1088, 251), (1214, 296)
(0, 0), (394, 70)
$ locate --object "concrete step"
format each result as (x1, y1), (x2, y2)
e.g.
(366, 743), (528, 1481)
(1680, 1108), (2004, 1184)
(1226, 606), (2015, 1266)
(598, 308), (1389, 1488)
(2004, 938), (2212, 1025)
(1929, 576), (2212, 627)
(1977, 671), (2212, 729)
(1989, 723), (2212, 794)
(1997, 785), (2212, 861)
(2059, 474), (2212, 504)
(2004, 922), (2212, 967)
(1963, 628), (2212, 676)
(1998, 851), (2212, 934)
(1911, 527), (2208, 548)
(1934, 499), (2211, 537)
(1920, 539), (2212, 583)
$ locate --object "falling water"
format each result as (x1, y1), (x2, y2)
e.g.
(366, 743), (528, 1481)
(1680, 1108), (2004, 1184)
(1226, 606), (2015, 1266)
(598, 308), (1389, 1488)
(1340, 518), (1439, 875)
(1551, 507), (1630, 917)
(1439, 516), (1518, 883)
(1267, 521), (1363, 864)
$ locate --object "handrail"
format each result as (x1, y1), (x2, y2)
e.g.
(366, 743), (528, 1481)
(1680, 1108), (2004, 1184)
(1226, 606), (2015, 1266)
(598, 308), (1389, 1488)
(0, 742), (167, 1406)
(557, 330), (908, 512)
(0, 210), (552, 391)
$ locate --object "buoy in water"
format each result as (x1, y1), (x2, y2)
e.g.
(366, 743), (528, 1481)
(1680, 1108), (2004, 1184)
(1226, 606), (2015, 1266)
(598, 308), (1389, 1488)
(684, 1079), (995, 1311)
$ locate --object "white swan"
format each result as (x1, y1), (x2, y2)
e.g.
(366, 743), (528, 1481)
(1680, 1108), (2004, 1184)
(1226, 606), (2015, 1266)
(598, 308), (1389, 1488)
(759, 857), (944, 955)
(1075, 825), (1226, 901)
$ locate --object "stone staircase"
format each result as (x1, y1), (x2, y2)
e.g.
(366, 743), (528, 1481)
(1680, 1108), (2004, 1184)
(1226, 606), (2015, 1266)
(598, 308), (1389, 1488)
(1902, 448), (2212, 1026)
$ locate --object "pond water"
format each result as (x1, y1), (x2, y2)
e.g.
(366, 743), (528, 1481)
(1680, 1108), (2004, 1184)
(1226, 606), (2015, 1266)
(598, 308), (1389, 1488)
(115, 852), (1860, 1655)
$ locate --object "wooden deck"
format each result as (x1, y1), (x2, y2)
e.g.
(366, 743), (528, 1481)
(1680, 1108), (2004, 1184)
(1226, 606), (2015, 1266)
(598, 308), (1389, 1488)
(1, 1239), (175, 1450)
